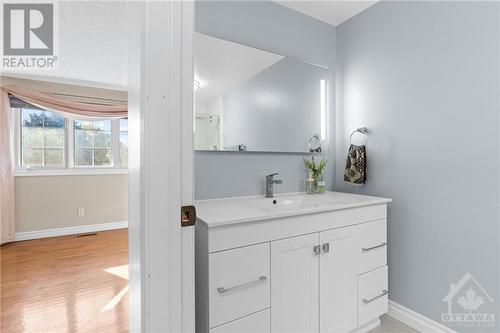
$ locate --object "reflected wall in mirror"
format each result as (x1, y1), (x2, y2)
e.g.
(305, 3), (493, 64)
(194, 32), (329, 153)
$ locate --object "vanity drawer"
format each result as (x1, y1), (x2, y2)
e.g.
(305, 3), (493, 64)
(358, 265), (388, 327)
(209, 243), (270, 328)
(210, 309), (270, 333)
(358, 219), (387, 273)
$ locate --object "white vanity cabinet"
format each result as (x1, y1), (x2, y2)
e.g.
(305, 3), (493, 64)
(195, 192), (391, 333)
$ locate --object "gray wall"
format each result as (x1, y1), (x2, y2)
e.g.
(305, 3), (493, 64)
(335, 1), (499, 330)
(195, 0), (336, 199)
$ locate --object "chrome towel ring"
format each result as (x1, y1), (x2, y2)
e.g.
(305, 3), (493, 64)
(349, 127), (368, 145)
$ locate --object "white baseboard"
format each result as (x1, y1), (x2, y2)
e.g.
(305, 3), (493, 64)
(15, 221), (128, 241)
(388, 300), (458, 333)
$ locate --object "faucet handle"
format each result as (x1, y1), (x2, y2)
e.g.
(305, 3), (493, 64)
(266, 173), (279, 180)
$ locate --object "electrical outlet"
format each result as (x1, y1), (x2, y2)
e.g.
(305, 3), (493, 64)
(77, 208), (85, 217)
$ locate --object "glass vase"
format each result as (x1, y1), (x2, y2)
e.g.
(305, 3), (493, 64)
(306, 178), (317, 194)
(305, 171), (317, 194)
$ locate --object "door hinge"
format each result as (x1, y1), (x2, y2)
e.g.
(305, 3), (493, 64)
(181, 205), (196, 227)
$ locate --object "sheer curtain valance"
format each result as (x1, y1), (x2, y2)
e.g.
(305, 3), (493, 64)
(2, 85), (127, 119)
(0, 89), (15, 245)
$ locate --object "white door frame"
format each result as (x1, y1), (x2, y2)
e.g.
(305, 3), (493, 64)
(128, 1), (195, 332)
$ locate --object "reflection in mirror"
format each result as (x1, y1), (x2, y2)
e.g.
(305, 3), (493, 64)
(194, 32), (329, 153)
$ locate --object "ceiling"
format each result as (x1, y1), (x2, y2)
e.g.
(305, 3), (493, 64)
(2, 1), (377, 91)
(274, 1), (379, 26)
(194, 33), (284, 104)
(2, 1), (127, 90)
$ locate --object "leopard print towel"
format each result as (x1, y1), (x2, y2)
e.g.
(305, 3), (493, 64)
(344, 144), (366, 185)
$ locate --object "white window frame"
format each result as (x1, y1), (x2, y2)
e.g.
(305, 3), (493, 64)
(72, 118), (115, 169)
(13, 107), (128, 177)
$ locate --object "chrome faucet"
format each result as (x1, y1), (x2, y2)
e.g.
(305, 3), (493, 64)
(265, 173), (283, 198)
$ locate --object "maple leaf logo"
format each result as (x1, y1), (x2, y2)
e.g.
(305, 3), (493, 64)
(457, 289), (484, 313)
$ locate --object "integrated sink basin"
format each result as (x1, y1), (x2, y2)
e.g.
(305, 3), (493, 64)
(249, 195), (306, 210)
(249, 193), (354, 211)
(195, 191), (392, 228)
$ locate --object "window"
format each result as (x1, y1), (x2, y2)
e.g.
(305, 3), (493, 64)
(119, 118), (128, 167)
(21, 109), (65, 167)
(15, 106), (128, 173)
(74, 119), (112, 167)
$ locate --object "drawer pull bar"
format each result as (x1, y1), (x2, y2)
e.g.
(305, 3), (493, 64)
(362, 242), (387, 252)
(363, 289), (388, 304)
(217, 276), (267, 295)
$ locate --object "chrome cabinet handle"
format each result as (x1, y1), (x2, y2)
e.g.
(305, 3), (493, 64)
(313, 245), (321, 255)
(362, 289), (388, 304)
(322, 243), (330, 254)
(217, 276), (267, 295)
(362, 242), (387, 252)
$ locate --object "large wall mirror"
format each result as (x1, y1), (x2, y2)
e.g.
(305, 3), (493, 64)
(194, 32), (329, 153)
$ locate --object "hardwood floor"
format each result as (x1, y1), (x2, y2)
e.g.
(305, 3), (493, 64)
(1, 229), (129, 333)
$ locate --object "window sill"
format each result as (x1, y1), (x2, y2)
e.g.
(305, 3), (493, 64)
(14, 168), (128, 177)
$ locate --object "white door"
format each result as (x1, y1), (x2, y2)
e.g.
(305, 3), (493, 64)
(127, 1), (195, 332)
(319, 226), (358, 333)
(271, 233), (319, 333)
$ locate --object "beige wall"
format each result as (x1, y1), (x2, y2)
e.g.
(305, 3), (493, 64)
(15, 174), (128, 233)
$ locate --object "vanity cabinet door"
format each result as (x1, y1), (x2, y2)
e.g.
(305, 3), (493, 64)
(319, 226), (358, 333)
(271, 233), (319, 333)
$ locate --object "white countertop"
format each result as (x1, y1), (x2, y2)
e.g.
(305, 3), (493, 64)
(195, 191), (391, 228)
